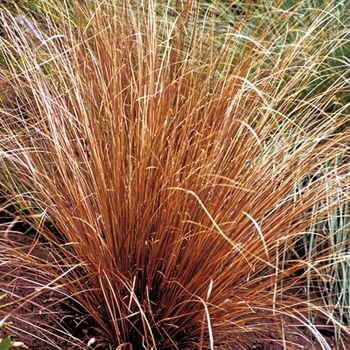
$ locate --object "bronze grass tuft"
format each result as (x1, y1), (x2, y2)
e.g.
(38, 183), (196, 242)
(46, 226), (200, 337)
(0, 1), (350, 348)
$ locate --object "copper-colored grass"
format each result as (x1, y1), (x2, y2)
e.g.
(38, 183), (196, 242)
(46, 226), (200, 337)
(0, 1), (349, 349)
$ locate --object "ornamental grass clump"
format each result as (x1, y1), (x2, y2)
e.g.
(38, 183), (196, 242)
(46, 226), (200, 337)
(0, 1), (350, 349)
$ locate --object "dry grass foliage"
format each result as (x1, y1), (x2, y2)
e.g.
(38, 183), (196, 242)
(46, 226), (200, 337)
(0, 1), (350, 349)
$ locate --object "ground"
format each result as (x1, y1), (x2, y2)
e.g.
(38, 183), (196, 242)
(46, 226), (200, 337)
(0, 225), (349, 350)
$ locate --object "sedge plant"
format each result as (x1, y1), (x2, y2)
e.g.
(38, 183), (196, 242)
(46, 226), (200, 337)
(0, 0), (350, 349)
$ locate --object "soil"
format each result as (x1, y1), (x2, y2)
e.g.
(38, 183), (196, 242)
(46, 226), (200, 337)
(1, 222), (350, 350)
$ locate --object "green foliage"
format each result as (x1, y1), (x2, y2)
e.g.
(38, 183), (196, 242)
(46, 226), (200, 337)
(0, 295), (12, 350)
(0, 338), (12, 350)
(298, 156), (350, 346)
